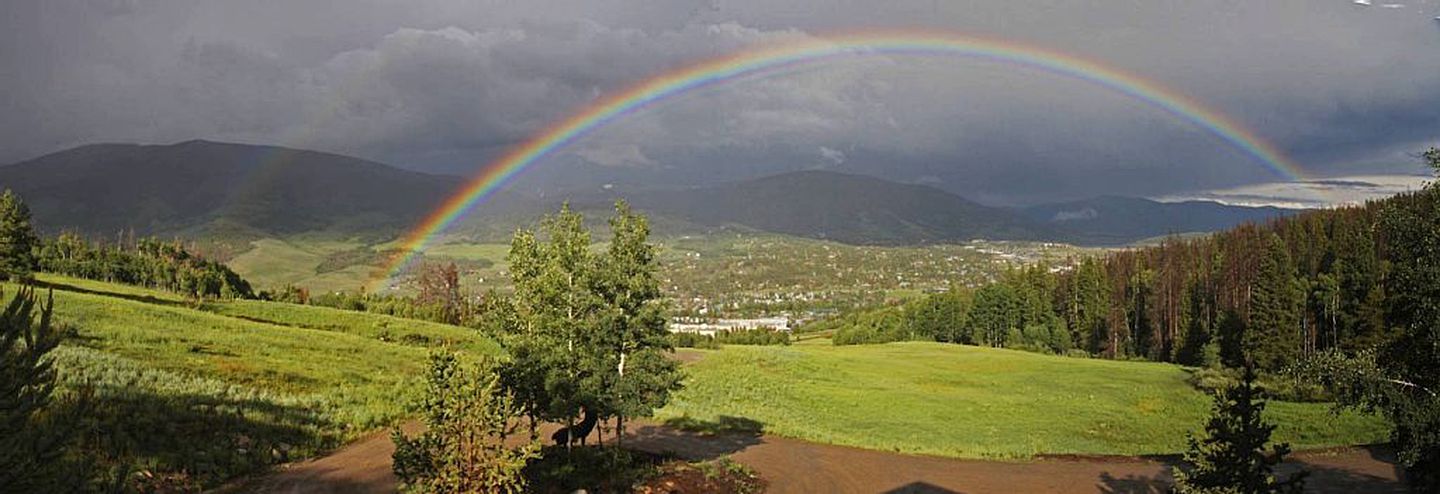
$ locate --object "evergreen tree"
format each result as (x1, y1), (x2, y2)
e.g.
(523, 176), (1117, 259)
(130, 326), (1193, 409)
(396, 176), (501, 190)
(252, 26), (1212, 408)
(1173, 366), (1306, 494)
(0, 190), (38, 282)
(1066, 258), (1110, 354)
(1364, 146), (1440, 491)
(908, 289), (971, 343)
(392, 352), (538, 493)
(1, 287), (87, 491)
(1245, 234), (1303, 372)
(968, 282), (1020, 347)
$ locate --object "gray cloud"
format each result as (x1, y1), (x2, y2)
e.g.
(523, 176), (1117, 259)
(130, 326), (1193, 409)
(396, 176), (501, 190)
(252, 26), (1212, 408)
(2, 0), (1438, 205)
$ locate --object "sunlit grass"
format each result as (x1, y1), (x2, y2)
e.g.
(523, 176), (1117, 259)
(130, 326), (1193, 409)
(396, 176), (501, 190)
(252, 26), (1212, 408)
(6, 275), (498, 487)
(658, 342), (1388, 459)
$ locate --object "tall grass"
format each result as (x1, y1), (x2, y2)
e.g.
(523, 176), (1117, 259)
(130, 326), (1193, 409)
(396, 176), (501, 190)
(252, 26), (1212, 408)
(10, 275), (499, 489)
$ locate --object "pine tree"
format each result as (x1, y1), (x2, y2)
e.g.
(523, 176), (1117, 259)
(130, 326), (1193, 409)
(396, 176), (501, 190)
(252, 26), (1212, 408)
(1245, 234), (1303, 372)
(392, 352), (538, 493)
(1067, 258), (1110, 354)
(0, 190), (38, 282)
(1, 287), (86, 491)
(1173, 366), (1306, 494)
(1363, 146), (1440, 491)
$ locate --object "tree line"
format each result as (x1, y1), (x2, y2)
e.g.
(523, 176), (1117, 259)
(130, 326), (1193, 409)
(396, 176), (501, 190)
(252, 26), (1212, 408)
(0, 190), (253, 300)
(38, 233), (254, 300)
(828, 149), (1440, 490)
(833, 183), (1405, 371)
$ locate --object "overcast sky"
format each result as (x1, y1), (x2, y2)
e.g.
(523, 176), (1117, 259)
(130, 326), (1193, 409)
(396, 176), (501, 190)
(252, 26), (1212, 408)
(2, 0), (1438, 204)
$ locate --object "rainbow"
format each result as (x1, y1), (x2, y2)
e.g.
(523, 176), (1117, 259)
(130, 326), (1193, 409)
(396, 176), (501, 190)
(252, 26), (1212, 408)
(374, 29), (1304, 288)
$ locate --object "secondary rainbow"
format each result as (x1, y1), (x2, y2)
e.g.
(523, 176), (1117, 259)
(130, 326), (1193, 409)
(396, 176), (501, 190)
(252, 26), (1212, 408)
(375, 29), (1304, 287)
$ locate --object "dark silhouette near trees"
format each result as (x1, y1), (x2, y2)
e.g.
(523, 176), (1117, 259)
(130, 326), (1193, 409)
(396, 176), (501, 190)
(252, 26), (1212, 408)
(550, 408), (600, 446)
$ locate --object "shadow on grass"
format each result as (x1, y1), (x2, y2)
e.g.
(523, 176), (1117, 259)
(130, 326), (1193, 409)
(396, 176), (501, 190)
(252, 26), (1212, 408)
(58, 384), (339, 491)
(623, 415), (765, 461)
(33, 279), (190, 308)
(663, 415), (764, 435)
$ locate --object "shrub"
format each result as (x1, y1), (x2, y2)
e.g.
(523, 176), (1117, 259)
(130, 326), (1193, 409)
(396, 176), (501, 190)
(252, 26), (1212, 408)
(669, 332), (720, 349)
(713, 327), (789, 346)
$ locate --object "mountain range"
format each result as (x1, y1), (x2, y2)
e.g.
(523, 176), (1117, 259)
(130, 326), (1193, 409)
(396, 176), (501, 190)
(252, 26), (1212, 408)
(0, 140), (1299, 246)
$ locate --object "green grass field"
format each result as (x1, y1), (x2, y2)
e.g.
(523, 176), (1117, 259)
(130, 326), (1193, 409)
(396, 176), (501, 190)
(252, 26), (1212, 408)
(226, 238), (380, 294)
(11, 274), (497, 488)
(15, 272), (1390, 485)
(657, 342), (1389, 459)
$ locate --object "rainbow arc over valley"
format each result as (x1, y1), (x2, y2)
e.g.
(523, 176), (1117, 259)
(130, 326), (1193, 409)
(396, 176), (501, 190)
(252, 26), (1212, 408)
(374, 29), (1306, 288)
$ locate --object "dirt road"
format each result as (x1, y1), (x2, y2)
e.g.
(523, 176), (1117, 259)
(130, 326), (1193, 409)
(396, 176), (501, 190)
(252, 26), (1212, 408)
(220, 420), (1405, 493)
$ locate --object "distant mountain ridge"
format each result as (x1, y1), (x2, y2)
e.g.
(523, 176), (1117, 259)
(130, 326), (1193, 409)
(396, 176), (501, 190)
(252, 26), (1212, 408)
(0, 140), (457, 238)
(2, 140), (1303, 246)
(587, 170), (1050, 245)
(1018, 195), (1298, 245)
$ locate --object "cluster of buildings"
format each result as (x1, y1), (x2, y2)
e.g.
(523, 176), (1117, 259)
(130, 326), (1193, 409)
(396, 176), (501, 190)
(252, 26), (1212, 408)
(668, 316), (792, 335)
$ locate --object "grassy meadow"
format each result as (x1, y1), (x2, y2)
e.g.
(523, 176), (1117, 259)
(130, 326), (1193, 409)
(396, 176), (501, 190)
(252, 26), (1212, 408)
(657, 341), (1389, 459)
(14, 274), (1390, 485)
(12, 274), (497, 488)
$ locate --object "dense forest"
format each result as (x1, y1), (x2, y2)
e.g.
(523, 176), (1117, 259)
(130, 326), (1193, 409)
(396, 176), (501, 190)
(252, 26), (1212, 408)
(830, 155), (1435, 372)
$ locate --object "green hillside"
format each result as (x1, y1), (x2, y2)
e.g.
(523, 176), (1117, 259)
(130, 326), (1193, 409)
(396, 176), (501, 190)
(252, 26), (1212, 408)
(658, 342), (1388, 459)
(10, 274), (497, 488)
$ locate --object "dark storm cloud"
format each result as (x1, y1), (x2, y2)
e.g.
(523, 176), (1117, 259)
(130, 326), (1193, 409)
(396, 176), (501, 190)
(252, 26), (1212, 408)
(1, 0), (1438, 203)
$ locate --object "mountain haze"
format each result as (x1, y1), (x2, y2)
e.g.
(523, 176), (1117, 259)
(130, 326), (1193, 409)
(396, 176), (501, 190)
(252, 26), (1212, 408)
(0, 140), (457, 237)
(609, 170), (1050, 245)
(2, 140), (1307, 246)
(1019, 195), (1298, 245)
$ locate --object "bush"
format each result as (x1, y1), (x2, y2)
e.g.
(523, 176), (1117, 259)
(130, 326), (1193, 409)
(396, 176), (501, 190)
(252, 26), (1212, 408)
(1187, 366), (1331, 403)
(829, 306), (910, 346)
(714, 327), (789, 346)
(669, 332), (720, 349)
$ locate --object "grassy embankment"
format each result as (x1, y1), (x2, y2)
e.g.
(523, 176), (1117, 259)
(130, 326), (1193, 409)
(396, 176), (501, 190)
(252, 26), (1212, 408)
(658, 341), (1389, 459)
(11, 274), (497, 488)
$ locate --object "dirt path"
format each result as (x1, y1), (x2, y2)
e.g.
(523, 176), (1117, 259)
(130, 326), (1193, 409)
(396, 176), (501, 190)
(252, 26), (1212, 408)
(220, 420), (1405, 493)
